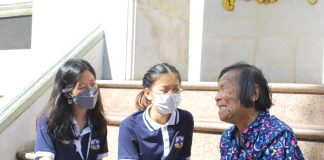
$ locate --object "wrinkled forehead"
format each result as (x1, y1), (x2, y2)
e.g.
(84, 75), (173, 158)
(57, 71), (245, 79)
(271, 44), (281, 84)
(218, 69), (240, 84)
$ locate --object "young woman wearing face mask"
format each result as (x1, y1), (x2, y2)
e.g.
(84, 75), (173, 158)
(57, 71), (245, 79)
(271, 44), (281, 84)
(34, 59), (108, 160)
(118, 63), (194, 160)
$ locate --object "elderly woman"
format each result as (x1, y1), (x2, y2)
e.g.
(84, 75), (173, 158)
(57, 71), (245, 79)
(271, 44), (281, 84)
(215, 62), (304, 159)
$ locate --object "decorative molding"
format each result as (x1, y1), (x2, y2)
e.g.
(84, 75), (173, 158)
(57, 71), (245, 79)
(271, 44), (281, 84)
(0, 2), (32, 18)
(0, 25), (105, 134)
(106, 115), (324, 141)
(97, 80), (324, 94)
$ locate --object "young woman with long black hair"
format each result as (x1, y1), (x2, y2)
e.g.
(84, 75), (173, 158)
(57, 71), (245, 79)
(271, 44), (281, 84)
(34, 59), (108, 160)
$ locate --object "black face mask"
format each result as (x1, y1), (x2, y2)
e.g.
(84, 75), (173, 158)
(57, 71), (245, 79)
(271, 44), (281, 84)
(73, 87), (98, 109)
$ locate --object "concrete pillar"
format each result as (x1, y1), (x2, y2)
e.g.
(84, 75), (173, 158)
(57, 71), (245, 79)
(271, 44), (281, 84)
(102, 0), (130, 80)
(188, 0), (204, 82)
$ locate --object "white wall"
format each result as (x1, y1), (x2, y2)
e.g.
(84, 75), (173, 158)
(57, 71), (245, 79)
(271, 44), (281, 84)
(133, 0), (190, 80)
(201, 0), (324, 83)
(102, 0), (131, 80)
(32, 0), (102, 68)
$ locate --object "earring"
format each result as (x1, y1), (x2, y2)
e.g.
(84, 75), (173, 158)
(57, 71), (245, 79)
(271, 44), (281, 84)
(68, 98), (73, 104)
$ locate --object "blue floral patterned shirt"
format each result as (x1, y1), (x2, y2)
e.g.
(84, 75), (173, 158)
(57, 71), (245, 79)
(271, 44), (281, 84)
(220, 110), (304, 160)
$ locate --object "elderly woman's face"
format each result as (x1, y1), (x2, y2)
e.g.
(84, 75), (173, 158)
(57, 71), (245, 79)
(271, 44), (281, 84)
(215, 70), (243, 124)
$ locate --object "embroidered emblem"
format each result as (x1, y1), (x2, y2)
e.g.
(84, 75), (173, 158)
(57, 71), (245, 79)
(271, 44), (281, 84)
(90, 139), (100, 150)
(174, 136), (184, 149)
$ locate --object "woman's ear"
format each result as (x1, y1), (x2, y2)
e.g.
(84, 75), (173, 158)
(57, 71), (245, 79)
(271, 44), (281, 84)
(252, 85), (260, 102)
(144, 88), (152, 101)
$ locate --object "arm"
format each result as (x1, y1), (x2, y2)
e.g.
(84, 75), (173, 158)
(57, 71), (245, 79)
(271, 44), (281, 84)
(180, 112), (194, 160)
(97, 131), (109, 160)
(262, 131), (304, 159)
(118, 120), (140, 160)
(34, 116), (55, 160)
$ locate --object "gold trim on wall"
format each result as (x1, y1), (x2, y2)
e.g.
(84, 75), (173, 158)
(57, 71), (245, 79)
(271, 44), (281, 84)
(223, 0), (235, 11)
(308, 0), (318, 4)
(256, 0), (277, 4)
(222, 0), (318, 12)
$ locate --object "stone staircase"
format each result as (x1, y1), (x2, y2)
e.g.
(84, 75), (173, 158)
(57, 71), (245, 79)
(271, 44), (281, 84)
(17, 80), (324, 160)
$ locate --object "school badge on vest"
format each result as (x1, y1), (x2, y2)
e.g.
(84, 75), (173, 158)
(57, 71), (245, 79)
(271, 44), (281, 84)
(174, 136), (184, 149)
(90, 139), (100, 150)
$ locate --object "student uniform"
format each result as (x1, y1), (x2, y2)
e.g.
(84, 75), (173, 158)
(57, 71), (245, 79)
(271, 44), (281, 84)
(118, 108), (194, 160)
(34, 115), (108, 160)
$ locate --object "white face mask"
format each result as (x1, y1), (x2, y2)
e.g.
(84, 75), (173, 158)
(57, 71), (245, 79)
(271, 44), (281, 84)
(152, 92), (181, 114)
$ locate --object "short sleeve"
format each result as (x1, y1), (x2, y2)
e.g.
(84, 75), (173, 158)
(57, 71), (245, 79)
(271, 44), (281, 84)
(97, 130), (109, 159)
(118, 120), (140, 160)
(34, 116), (55, 159)
(262, 131), (304, 160)
(180, 111), (194, 159)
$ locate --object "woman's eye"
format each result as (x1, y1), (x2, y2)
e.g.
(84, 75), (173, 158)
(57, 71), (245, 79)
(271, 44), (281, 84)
(176, 88), (183, 92)
(157, 90), (168, 94)
(78, 87), (85, 90)
(162, 90), (168, 93)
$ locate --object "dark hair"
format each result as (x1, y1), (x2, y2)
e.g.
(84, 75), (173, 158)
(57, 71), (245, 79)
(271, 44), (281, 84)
(136, 63), (181, 110)
(218, 62), (273, 111)
(40, 59), (107, 143)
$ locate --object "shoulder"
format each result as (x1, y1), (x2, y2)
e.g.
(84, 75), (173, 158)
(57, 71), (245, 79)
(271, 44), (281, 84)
(176, 109), (194, 137)
(259, 115), (297, 146)
(261, 118), (302, 157)
(264, 115), (294, 135)
(221, 125), (235, 141)
(177, 108), (194, 129)
(119, 110), (146, 140)
(120, 109), (145, 130)
(177, 108), (193, 122)
(220, 125), (235, 152)
(37, 113), (50, 129)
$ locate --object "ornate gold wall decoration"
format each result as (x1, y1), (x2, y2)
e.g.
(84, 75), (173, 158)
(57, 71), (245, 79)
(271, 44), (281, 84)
(308, 0), (318, 4)
(256, 0), (277, 4)
(222, 0), (318, 11)
(223, 0), (235, 11)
